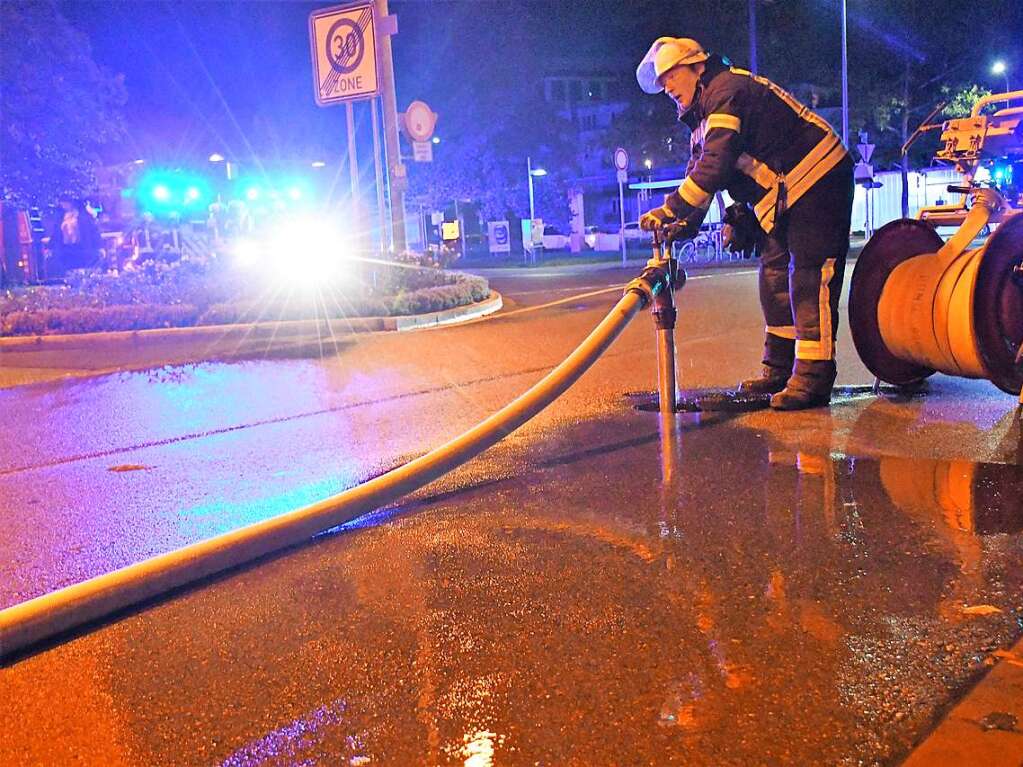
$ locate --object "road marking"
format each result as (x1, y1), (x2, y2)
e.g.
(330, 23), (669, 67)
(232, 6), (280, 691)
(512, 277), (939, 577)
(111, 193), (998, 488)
(0, 364), (557, 476)
(0, 270), (758, 475)
(495, 270), (758, 320)
(503, 283), (623, 298)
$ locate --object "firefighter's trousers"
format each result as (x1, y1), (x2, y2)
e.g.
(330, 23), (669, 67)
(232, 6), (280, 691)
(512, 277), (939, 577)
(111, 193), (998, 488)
(758, 155), (855, 379)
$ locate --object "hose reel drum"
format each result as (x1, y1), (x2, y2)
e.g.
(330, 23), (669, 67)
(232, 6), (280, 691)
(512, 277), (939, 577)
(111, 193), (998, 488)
(849, 91), (1023, 398)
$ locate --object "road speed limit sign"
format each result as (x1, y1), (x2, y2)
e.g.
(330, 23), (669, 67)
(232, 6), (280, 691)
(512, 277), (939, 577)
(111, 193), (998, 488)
(309, 3), (380, 105)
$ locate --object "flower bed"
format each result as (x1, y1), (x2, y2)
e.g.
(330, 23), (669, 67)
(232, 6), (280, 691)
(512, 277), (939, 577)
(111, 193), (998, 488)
(0, 257), (490, 337)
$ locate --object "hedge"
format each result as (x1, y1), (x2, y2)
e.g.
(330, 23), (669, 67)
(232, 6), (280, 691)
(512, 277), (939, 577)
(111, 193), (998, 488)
(1, 271), (490, 337)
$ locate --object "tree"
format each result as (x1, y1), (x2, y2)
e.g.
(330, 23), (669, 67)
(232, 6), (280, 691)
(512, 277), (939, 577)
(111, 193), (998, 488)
(595, 94), (692, 176)
(845, 0), (1016, 216)
(407, 92), (581, 227)
(0, 1), (127, 206)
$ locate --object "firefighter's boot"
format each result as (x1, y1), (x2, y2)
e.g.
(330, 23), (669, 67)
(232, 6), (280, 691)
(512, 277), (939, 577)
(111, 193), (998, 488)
(737, 334), (794, 395)
(737, 365), (790, 395)
(770, 360), (837, 411)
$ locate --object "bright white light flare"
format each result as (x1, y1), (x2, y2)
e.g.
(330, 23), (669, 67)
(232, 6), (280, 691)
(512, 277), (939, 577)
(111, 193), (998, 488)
(233, 215), (348, 289)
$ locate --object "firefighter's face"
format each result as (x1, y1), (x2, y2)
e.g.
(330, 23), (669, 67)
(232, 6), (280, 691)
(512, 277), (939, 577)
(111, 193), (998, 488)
(660, 65), (700, 112)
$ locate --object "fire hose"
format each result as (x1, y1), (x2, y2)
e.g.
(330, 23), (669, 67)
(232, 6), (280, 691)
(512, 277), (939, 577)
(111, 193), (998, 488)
(0, 236), (684, 662)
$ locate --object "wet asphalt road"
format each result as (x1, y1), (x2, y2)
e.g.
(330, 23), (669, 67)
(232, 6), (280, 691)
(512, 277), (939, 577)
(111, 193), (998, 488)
(2, 262), (1022, 766)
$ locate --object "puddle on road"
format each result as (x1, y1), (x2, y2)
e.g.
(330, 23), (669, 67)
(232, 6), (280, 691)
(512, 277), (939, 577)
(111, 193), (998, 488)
(628, 384), (927, 413)
(12, 405), (1022, 767)
(330, 409), (1023, 765)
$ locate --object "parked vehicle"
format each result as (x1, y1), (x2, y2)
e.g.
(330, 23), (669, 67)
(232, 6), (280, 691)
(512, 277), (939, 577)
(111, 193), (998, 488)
(541, 224), (571, 250)
(622, 221), (654, 244)
(583, 226), (621, 251)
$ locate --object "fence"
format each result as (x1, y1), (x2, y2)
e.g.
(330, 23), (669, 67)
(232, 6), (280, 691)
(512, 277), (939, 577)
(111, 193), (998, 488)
(851, 167), (964, 234)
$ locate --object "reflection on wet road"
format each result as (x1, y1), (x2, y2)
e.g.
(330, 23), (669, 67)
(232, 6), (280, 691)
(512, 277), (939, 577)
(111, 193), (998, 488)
(5, 410), (1021, 766)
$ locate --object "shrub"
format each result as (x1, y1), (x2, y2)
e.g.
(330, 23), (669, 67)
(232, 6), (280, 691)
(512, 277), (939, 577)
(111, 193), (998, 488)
(1, 304), (201, 336)
(0, 259), (490, 336)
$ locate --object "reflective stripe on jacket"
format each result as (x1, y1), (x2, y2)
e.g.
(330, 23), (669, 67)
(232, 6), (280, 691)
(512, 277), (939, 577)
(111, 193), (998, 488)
(672, 65), (847, 233)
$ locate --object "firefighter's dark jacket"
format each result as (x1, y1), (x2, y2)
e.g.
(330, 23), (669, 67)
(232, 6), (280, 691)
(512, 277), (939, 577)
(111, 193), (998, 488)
(668, 56), (847, 233)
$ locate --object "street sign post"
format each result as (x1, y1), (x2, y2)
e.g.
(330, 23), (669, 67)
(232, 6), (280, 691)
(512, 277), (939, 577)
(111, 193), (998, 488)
(488, 221), (511, 254)
(412, 141), (433, 162)
(614, 148), (629, 266)
(403, 100), (437, 142)
(404, 100), (437, 164)
(309, 3), (380, 106)
(310, 3), (381, 248)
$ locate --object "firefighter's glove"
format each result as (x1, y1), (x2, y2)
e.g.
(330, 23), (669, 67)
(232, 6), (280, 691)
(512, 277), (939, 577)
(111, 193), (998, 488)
(639, 204), (677, 231)
(663, 219), (696, 244)
(722, 202), (760, 257)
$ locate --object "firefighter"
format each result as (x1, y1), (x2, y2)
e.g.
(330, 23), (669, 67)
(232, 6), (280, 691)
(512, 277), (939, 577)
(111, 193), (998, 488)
(636, 38), (854, 410)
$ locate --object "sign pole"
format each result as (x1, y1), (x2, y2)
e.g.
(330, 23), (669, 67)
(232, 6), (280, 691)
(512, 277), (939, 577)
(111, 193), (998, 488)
(375, 0), (407, 254)
(371, 97), (389, 253)
(345, 101), (360, 202)
(618, 178), (627, 266)
(309, 2), (387, 251)
(613, 147), (630, 267)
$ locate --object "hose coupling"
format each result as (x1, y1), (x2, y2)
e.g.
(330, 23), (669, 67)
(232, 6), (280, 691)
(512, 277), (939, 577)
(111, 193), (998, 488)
(652, 299), (677, 330)
(624, 261), (675, 307)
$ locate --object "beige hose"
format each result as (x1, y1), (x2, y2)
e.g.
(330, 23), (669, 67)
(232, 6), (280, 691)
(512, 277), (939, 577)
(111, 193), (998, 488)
(0, 291), (647, 661)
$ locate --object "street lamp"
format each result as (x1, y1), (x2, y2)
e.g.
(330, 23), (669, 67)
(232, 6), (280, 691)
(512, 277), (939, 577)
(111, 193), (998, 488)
(992, 60), (1011, 93)
(526, 156), (547, 222)
(841, 0), (848, 146)
(209, 152), (234, 181)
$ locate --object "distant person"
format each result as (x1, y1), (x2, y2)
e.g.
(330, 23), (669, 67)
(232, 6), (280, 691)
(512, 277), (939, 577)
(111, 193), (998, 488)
(50, 195), (101, 277)
(207, 200), (226, 245)
(636, 38), (854, 410)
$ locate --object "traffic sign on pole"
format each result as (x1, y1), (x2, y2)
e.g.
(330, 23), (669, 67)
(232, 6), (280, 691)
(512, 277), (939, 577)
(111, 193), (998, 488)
(412, 141), (433, 162)
(403, 100), (437, 142)
(309, 3), (380, 106)
(614, 148), (629, 266)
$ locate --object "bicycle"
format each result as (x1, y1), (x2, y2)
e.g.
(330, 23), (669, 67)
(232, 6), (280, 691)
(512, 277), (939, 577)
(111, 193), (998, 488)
(673, 226), (722, 265)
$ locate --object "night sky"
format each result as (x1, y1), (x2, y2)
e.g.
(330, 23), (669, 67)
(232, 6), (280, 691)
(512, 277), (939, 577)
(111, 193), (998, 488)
(57, 0), (1020, 168)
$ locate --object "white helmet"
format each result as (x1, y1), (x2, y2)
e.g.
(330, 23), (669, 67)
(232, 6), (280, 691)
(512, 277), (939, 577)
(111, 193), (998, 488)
(636, 37), (709, 94)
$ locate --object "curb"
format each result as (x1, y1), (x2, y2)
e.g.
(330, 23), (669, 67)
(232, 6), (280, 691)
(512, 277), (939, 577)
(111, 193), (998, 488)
(0, 292), (503, 353)
(394, 291), (503, 331)
(900, 635), (1023, 767)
